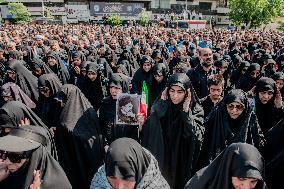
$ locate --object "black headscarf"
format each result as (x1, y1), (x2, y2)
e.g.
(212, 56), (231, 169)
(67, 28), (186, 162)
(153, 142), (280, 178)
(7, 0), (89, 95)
(237, 63), (261, 92)
(31, 57), (53, 77)
(254, 77), (283, 134)
(53, 84), (104, 189)
(197, 89), (265, 170)
(37, 73), (62, 127)
(0, 126), (71, 189)
(0, 101), (57, 159)
(81, 62), (105, 111)
(131, 56), (153, 95)
(105, 138), (150, 185)
(5, 60), (39, 103)
(46, 52), (70, 85)
(184, 143), (268, 189)
(1, 82), (36, 109)
(142, 73), (204, 189)
(100, 74), (137, 144)
(271, 71), (284, 101)
(230, 61), (250, 86)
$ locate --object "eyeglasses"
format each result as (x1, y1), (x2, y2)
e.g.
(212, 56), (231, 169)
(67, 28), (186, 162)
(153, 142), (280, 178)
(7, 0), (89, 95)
(0, 151), (30, 163)
(226, 104), (245, 111)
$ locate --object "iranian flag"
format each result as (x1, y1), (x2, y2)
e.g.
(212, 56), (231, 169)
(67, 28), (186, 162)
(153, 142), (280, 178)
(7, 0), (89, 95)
(140, 81), (149, 119)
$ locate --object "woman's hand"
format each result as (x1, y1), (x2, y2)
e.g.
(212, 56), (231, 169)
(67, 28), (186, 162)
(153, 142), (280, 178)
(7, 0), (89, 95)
(161, 87), (168, 101)
(183, 88), (192, 113)
(136, 113), (145, 131)
(274, 89), (283, 109)
(29, 170), (41, 189)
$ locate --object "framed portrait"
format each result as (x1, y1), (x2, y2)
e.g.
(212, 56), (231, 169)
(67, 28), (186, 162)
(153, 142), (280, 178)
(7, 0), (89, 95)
(116, 93), (140, 125)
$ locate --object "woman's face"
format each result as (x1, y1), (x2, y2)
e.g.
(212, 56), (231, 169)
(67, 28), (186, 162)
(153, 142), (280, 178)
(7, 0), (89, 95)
(232, 177), (258, 189)
(142, 63), (151, 73)
(110, 86), (122, 100)
(275, 80), (284, 90)
(250, 70), (260, 79)
(7, 72), (16, 81)
(4, 152), (28, 173)
(226, 102), (245, 119)
(154, 75), (164, 83)
(2, 96), (13, 102)
(168, 85), (186, 104)
(107, 176), (135, 189)
(39, 87), (50, 98)
(258, 90), (274, 104)
(87, 71), (97, 81)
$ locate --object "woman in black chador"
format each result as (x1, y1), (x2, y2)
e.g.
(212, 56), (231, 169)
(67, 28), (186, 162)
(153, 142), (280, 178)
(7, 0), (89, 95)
(37, 73), (62, 127)
(141, 73), (204, 189)
(237, 63), (261, 92)
(81, 62), (105, 111)
(0, 125), (71, 189)
(53, 84), (104, 189)
(90, 138), (170, 189)
(263, 117), (284, 189)
(4, 60), (39, 103)
(253, 77), (284, 134)
(99, 73), (140, 144)
(197, 89), (265, 170)
(184, 143), (268, 189)
(149, 63), (168, 109)
(0, 101), (57, 159)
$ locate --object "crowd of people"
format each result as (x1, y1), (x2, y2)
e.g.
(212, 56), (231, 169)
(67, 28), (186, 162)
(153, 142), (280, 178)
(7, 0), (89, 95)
(0, 23), (283, 189)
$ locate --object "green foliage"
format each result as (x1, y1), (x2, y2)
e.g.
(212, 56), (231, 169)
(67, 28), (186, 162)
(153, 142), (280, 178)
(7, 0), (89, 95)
(8, 2), (31, 24)
(139, 9), (149, 26)
(229, 0), (284, 28)
(106, 14), (122, 26)
(278, 21), (284, 31)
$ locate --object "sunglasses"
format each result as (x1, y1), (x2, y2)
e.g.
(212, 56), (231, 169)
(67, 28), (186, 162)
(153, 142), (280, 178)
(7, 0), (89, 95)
(227, 104), (245, 111)
(0, 151), (30, 163)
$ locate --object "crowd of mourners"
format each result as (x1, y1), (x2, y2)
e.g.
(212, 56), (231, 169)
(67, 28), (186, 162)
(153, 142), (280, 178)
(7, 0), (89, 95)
(0, 23), (283, 189)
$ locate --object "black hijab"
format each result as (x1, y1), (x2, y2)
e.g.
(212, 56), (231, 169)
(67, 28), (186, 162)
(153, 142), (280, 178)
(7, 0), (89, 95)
(46, 52), (70, 85)
(105, 138), (150, 185)
(184, 143), (268, 189)
(81, 62), (105, 110)
(230, 61), (250, 86)
(255, 77), (282, 134)
(197, 89), (265, 170)
(37, 73), (62, 127)
(0, 101), (57, 159)
(0, 126), (71, 189)
(1, 82), (36, 109)
(142, 73), (204, 189)
(31, 57), (53, 77)
(53, 84), (104, 189)
(237, 63), (261, 92)
(5, 60), (39, 103)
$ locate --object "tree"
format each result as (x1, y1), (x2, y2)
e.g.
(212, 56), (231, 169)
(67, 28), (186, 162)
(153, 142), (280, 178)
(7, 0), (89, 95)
(229, 0), (284, 28)
(278, 21), (284, 31)
(139, 8), (149, 26)
(8, 2), (31, 24)
(106, 14), (122, 26)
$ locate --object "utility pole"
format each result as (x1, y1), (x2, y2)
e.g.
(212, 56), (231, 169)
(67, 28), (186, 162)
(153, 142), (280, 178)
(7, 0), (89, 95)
(42, 0), (45, 17)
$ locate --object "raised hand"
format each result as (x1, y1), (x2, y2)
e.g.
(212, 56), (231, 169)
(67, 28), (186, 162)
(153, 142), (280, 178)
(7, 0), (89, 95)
(274, 89), (283, 109)
(183, 88), (192, 113)
(161, 87), (168, 101)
